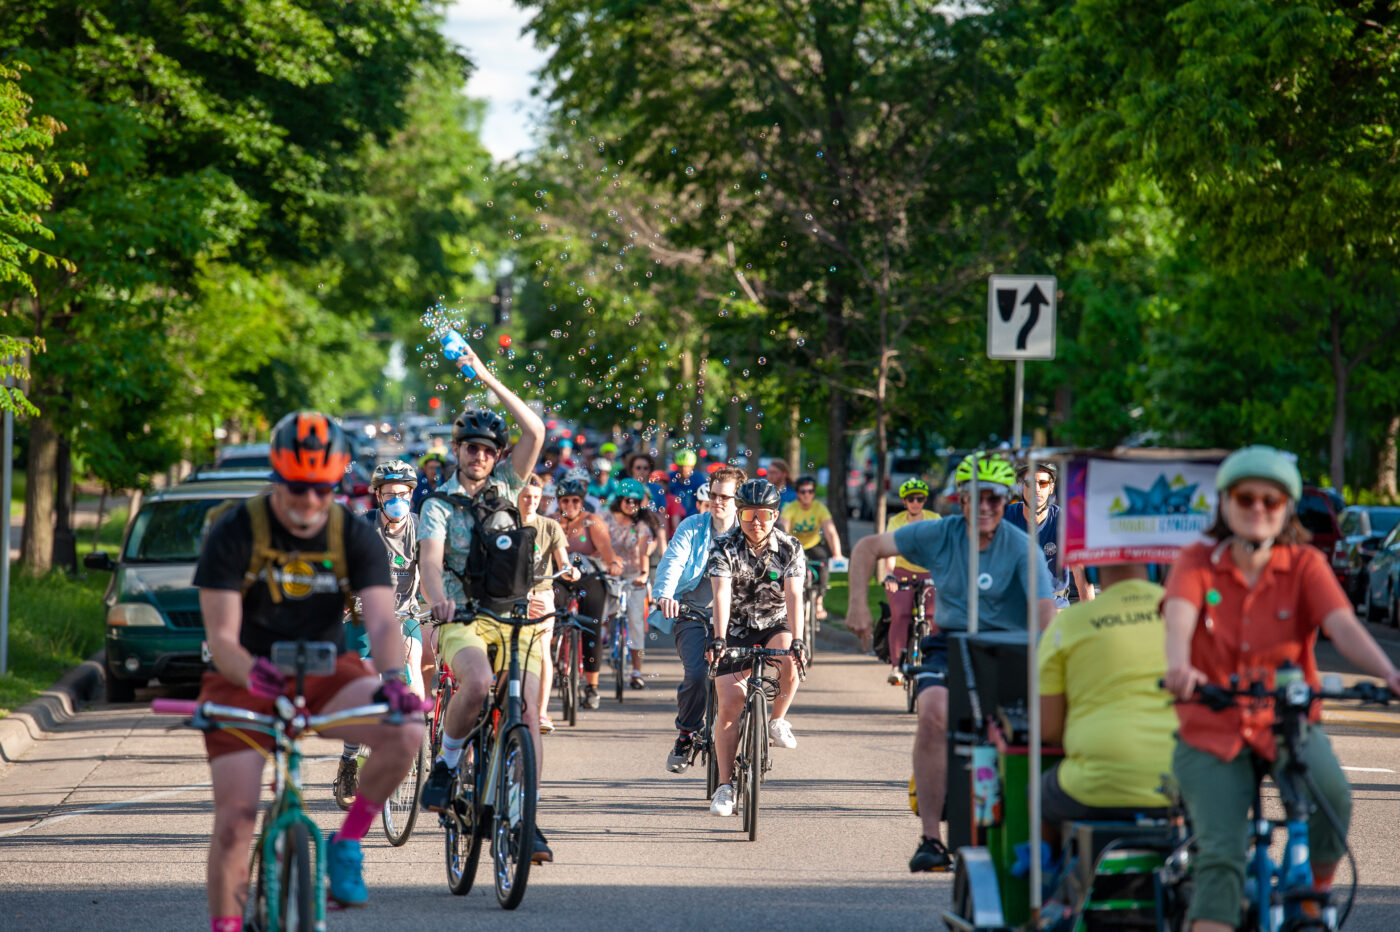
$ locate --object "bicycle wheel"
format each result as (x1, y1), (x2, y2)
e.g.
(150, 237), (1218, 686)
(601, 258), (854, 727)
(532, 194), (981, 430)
(382, 725), (426, 845)
(613, 623), (627, 702)
(905, 618), (928, 714)
(492, 724), (537, 909)
(704, 678), (720, 800)
(270, 821), (314, 932)
(804, 590), (818, 662)
(563, 628), (580, 726)
(743, 690), (767, 841)
(444, 743), (485, 896)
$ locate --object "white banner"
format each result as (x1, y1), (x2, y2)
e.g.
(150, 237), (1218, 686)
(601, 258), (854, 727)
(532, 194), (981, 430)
(1065, 457), (1221, 564)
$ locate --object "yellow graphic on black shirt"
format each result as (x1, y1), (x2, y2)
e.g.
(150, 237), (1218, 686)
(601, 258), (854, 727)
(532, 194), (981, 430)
(275, 558), (317, 599)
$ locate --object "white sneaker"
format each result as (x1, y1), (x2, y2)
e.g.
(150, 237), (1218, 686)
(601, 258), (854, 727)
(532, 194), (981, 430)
(709, 783), (736, 817)
(768, 718), (797, 749)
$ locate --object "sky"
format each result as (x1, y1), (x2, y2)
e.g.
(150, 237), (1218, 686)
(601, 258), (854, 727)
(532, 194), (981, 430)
(441, 1), (550, 162)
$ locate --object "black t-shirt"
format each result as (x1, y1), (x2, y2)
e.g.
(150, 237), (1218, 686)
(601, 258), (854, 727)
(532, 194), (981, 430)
(194, 501), (391, 658)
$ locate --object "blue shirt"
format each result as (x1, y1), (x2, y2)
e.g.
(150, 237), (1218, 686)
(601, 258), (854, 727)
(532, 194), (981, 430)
(1004, 501), (1073, 600)
(670, 471), (706, 516)
(893, 514), (1054, 633)
(778, 486), (798, 507)
(649, 512), (728, 633)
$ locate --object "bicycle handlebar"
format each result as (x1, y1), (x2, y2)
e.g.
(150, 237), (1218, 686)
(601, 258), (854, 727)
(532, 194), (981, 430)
(1163, 678), (1395, 712)
(152, 698), (400, 730)
(152, 698), (198, 716)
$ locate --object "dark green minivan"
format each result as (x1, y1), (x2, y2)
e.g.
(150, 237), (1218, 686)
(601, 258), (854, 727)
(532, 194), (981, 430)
(83, 477), (266, 701)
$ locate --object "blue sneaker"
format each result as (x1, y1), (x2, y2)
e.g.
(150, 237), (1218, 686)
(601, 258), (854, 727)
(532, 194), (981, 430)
(326, 832), (367, 907)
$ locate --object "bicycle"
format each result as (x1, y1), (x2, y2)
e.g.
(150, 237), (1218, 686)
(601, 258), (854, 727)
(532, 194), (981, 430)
(1157, 669), (1395, 931)
(436, 599), (552, 910)
(380, 606), (433, 846)
(893, 577), (934, 714)
(712, 641), (806, 842)
(153, 640), (404, 932)
(803, 558), (822, 662)
(553, 564), (605, 724)
(674, 604), (721, 799)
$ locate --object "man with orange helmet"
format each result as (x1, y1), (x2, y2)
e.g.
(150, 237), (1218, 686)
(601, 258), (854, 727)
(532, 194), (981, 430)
(194, 411), (427, 922)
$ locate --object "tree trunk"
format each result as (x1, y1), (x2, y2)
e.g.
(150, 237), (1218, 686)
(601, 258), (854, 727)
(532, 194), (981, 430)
(1379, 414), (1399, 499)
(744, 399), (762, 468)
(92, 488), (107, 550)
(824, 287), (849, 547)
(1329, 306), (1347, 491)
(787, 407), (801, 475)
(52, 436), (76, 573)
(679, 350), (696, 443)
(726, 392), (740, 463)
(21, 414), (57, 576)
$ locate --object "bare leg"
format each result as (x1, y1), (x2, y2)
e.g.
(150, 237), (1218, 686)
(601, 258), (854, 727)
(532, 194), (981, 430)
(537, 625), (555, 719)
(443, 646), (493, 742)
(713, 672), (747, 784)
(207, 750), (265, 918)
(318, 676), (424, 801)
(914, 686), (949, 839)
(765, 632), (798, 720)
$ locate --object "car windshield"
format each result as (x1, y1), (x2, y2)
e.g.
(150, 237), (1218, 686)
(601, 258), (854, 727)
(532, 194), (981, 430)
(1370, 509), (1400, 536)
(123, 498), (239, 562)
(891, 457), (923, 474)
(218, 453), (269, 469)
(1295, 495), (1336, 536)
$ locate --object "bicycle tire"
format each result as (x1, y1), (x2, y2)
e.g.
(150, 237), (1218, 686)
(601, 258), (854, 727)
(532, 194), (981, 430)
(704, 678), (719, 800)
(492, 724), (537, 909)
(804, 591), (819, 662)
(905, 617), (928, 714)
(611, 622), (624, 702)
(246, 805), (275, 932)
(431, 676), (455, 760)
(564, 628), (580, 726)
(382, 725), (426, 845)
(744, 690), (766, 841)
(445, 746), (485, 895)
(277, 821), (315, 932)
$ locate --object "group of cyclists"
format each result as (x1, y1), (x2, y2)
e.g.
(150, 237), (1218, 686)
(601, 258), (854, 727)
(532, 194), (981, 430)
(188, 325), (1400, 932)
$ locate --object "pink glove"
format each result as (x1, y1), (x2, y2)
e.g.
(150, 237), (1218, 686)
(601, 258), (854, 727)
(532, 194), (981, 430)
(374, 677), (431, 714)
(246, 657), (287, 698)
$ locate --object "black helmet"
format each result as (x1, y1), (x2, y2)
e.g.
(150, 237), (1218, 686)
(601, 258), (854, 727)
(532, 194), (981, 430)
(452, 407), (508, 450)
(556, 477), (588, 498)
(737, 478), (781, 509)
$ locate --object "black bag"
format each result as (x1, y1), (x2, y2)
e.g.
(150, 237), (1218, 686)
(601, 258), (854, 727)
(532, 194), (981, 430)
(872, 601), (893, 664)
(425, 489), (537, 611)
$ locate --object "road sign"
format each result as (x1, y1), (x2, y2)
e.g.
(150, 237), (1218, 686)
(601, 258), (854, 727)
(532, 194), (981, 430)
(987, 274), (1056, 360)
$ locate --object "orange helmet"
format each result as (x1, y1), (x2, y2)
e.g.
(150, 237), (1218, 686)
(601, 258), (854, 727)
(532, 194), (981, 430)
(269, 412), (351, 484)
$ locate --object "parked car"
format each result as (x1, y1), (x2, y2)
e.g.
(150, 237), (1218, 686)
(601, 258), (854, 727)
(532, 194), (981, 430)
(859, 451), (928, 518)
(1297, 486), (1344, 563)
(214, 442), (270, 470)
(1333, 505), (1400, 605)
(1362, 521), (1400, 625)
(83, 477), (266, 702)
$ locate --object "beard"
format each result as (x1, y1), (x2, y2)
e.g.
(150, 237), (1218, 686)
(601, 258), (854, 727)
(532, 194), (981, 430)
(283, 504), (320, 530)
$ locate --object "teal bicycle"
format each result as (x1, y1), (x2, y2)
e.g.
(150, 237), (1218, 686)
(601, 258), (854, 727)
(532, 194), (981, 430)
(155, 641), (404, 932)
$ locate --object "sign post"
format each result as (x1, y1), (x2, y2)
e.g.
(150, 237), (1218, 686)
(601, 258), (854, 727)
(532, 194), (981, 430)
(987, 275), (1057, 448)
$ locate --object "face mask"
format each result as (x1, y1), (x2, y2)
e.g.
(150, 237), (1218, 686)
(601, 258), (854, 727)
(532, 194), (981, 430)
(383, 498), (411, 520)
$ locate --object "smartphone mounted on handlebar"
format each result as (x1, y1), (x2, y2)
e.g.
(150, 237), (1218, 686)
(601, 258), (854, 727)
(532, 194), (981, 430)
(271, 640), (337, 696)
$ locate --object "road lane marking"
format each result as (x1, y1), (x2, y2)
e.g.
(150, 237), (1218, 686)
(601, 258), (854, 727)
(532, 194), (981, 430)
(1342, 766), (1396, 774)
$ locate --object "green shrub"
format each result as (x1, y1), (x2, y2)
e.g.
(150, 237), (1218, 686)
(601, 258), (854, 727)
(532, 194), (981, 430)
(0, 570), (107, 715)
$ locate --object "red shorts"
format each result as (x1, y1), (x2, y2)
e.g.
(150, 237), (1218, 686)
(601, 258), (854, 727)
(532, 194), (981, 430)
(198, 652), (373, 760)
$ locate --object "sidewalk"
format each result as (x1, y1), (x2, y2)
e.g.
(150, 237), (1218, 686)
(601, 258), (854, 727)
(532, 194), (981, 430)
(7, 492), (131, 561)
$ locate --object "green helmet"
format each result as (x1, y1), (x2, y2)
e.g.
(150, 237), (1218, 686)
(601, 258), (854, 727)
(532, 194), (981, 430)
(954, 453), (1016, 495)
(674, 449), (697, 467)
(1215, 445), (1301, 501)
(899, 478), (931, 499)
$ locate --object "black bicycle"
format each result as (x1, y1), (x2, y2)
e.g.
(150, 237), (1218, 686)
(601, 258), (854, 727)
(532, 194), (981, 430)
(712, 642), (806, 842)
(674, 604), (722, 798)
(436, 600), (550, 910)
(893, 577), (934, 713)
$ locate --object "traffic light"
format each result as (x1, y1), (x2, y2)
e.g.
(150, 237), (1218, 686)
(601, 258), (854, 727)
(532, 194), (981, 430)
(428, 397), (441, 410)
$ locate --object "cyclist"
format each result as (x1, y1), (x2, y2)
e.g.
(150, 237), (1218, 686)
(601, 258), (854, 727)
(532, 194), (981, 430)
(625, 451), (667, 511)
(335, 458), (425, 809)
(1038, 562), (1174, 840)
(418, 337), (553, 860)
(553, 475), (624, 710)
(669, 448), (706, 515)
(694, 483), (711, 515)
(846, 452), (1055, 871)
(779, 475), (845, 623)
(705, 478), (807, 816)
(587, 456), (617, 508)
(412, 451), (449, 514)
(653, 465), (746, 772)
(880, 478), (939, 685)
(766, 458), (798, 506)
(518, 475), (579, 735)
(1161, 445), (1400, 932)
(194, 412), (425, 921)
(1005, 461), (1095, 606)
(602, 478), (657, 689)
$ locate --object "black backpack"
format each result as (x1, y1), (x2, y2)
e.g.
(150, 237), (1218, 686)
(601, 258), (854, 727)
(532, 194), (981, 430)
(424, 488), (537, 612)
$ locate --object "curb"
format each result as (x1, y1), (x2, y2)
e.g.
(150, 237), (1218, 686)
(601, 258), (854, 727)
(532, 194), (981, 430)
(0, 651), (105, 765)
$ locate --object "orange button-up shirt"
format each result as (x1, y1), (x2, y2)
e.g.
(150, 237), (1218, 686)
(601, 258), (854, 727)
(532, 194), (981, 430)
(1162, 541), (1349, 762)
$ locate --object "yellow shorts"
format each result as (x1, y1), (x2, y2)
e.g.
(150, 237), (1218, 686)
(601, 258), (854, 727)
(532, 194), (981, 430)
(435, 614), (546, 679)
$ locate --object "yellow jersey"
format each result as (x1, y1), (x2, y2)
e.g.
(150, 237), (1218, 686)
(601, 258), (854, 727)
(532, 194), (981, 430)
(780, 500), (831, 549)
(885, 510), (936, 573)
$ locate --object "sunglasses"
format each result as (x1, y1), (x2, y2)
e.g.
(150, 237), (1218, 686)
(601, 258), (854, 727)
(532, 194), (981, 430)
(903, 495), (927, 503)
(558, 497), (582, 506)
(740, 507), (777, 522)
(1230, 489), (1287, 512)
(1034, 479), (1054, 489)
(459, 441), (497, 458)
(632, 464), (652, 473)
(283, 480), (337, 497)
(966, 491), (1005, 507)
(797, 487), (816, 495)
(622, 497), (642, 506)
(710, 492), (735, 503)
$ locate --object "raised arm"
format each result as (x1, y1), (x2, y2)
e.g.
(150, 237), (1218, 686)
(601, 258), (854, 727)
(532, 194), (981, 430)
(451, 342), (544, 481)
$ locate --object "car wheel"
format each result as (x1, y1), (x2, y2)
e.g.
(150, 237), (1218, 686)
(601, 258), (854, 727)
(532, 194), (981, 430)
(105, 674), (137, 703)
(1360, 581), (1374, 620)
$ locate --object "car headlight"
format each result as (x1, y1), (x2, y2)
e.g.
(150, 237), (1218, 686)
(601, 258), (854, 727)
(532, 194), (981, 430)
(107, 602), (166, 627)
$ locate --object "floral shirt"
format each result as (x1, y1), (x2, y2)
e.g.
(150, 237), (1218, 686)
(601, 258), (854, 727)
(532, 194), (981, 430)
(705, 525), (805, 636)
(603, 510), (653, 579)
(418, 463), (526, 608)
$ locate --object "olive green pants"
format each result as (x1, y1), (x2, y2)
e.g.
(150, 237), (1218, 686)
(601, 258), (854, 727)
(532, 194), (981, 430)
(1172, 727), (1351, 927)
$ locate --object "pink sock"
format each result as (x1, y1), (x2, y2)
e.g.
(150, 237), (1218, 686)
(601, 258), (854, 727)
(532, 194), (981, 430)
(211, 918), (242, 932)
(333, 794), (380, 843)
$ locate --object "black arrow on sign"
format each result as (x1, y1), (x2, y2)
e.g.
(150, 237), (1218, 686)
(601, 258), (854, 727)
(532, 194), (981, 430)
(996, 288), (1018, 323)
(1017, 283), (1048, 350)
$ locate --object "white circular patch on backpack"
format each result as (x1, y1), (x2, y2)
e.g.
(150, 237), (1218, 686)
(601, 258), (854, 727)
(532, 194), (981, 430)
(495, 534), (512, 550)
(978, 572), (993, 591)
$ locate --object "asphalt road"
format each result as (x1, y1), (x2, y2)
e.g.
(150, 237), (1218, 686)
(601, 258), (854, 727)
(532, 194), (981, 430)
(4, 600), (1400, 929)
